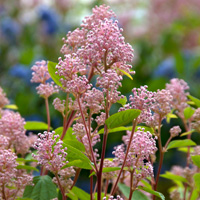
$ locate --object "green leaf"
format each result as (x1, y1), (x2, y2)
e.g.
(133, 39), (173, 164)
(180, 130), (195, 137)
(4, 104), (18, 110)
(191, 155), (200, 168)
(24, 121), (52, 130)
(66, 190), (78, 200)
(177, 147), (194, 153)
(188, 95), (200, 107)
(71, 186), (90, 200)
(55, 127), (77, 140)
(23, 175), (57, 200)
(118, 183), (149, 200)
(160, 171), (188, 183)
(167, 139), (196, 150)
(16, 198), (32, 200)
(118, 68), (133, 80)
(166, 113), (178, 123)
(98, 126), (132, 134)
(63, 139), (85, 152)
(183, 107), (195, 120)
(190, 189), (199, 200)
(138, 186), (165, 200)
(105, 109), (141, 129)
(89, 166), (121, 177)
(16, 158), (37, 163)
(16, 165), (39, 172)
(98, 125), (153, 135)
(194, 173), (200, 190)
(117, 96), (127, 106)
(63, 144), (92, 170)
(56, 127), (85, 152)
(47, 61), (63, 88)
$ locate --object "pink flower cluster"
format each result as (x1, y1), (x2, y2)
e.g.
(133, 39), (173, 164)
(121, 86), (155, 124)
(170, 126), (182, 137)
(113, 128), (157, 180)
(103, 195), (123, 200)
(31, 60), (58, 98)
(0, 149), (32, 199)
(33, 131), (67, 173)
(166, 78), (189, 117)
(0, 87), (9, 108)
(57, 4), (134, 98)
(0, 110), (32, 155)
(53, 167), (75, 193)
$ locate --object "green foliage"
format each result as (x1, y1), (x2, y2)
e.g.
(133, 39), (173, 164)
(4, 104), (18, 110)
(105, 109), (141, 129)
(118, 183), (150, 200)
(193, 173), (200, 190)
(62, 144), (93, 170)
(188, 95), (200, 107)
(180, 130), (195, 137)
(160, 171), (188, 183)
(117, 96), (127, 106)
(16, 165), (39, 172)
(47, 61), (63, 88)
(167, 139), (196, 150)
(183, 107), (195, 119)
(191, 155), (200, 168)
(23, 175), (57, 200)
(24, 121), (51, 130)
(137, 186), (165, 200)
(98, 125), (153, 134)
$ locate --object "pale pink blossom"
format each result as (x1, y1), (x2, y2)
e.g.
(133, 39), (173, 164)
(0, 87), (9, 108)
(33, 131), (68, 173)
(31, 60), (50, 83)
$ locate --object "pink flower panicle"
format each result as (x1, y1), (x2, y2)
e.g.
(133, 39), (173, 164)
(0, 87), (9, 108)
(97, 69), (123, 104)
(170, 126), (182, 137)
(102, 159), (117, 179)
(95, 112), (106, 126)
(33, 131), (67, 173)
(166, 78), (189, 116)
(65, 75), (92, 96)
(0, 135), (10, 150)
(191, 108), (200, 132)
(60, 4), (134, 83)
(36, 82), (59, 98)
(78, 18), (134, 72)
(113, 128), (157, 180)
(103, 195), (123, 200)
(121, 86), (155, 124)
(0, 149), (17, 186)
(152, 89), (173, 117)
(56, 54), (86, 81)
(53, 167), (75, 193)
(61, 29), (87, 55)
(31, 60), (58, 98)
(31, 60), (51, 83)
(0, 110), (31, 155)
(81, 4), (116, 30)
(82, 88), (104, 114)
(53, 97), (66, 114)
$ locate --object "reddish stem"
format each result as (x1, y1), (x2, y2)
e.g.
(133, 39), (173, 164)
(90, 170), (93, 200)
(77, 96), (98, 172)
(45, 97), (51, 132)
(110, 119), (138, 196)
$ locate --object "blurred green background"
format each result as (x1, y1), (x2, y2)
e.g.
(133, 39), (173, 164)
(1, 0), (200, 198)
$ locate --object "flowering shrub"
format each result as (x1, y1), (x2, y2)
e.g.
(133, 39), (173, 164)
(1, 4), (200, 200)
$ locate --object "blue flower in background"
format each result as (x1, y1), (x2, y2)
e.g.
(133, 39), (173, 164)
(9, 64), (32, 84)
(1, 17), (21, 43)
(153, 57), (177, 79)
(38, 6), (60, 35)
